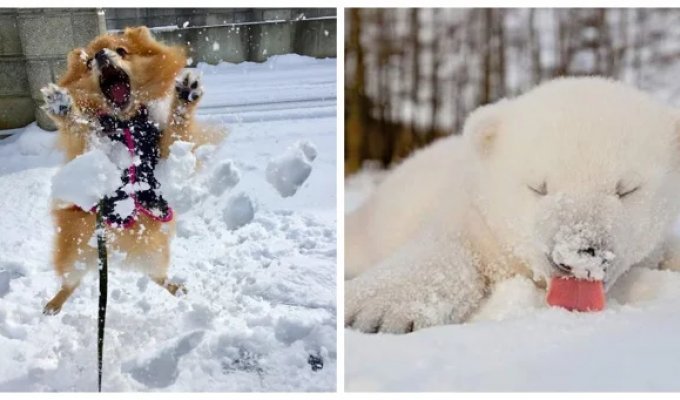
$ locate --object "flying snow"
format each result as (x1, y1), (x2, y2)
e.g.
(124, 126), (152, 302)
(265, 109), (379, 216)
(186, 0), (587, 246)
(223, 192), (255, 230)
(266, 141), (317, 198)
(51, 148), (121, 210)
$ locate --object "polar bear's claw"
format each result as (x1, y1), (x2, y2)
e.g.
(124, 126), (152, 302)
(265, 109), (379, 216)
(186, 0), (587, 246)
(346, 280), (437, 334)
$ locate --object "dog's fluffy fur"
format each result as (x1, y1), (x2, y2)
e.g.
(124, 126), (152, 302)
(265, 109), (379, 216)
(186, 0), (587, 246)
(41, 26), (221, 315)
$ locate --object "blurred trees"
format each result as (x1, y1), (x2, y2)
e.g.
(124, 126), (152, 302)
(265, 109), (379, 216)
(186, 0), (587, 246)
(345, 8), (680, 175)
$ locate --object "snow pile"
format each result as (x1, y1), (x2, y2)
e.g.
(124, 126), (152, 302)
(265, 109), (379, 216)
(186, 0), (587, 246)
(155, 141), (199, 213)
(208, 160), (240, 197)
(122, 330), (206, 389)
(0, 54), (336, 392)
(51, 149), (121, 210)
(345, 167), (680, 391)
(266, 141), (317, 198)
(223, 192), (255, 230)
(0, 271), (10, 298)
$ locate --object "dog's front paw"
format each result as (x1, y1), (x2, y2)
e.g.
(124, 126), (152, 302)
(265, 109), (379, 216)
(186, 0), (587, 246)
(175, 70), (203, 103)
(40, 83), (72, 117)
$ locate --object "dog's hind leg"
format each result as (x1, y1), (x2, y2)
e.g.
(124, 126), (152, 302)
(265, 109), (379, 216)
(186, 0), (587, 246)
(44, 208), (96, 315)
(44, 279), (81, 316)
(123, 216), (187, 297)
(147, 237), (186, 297)
(151, 276), (187, 296)
(148, 247), (187, 297)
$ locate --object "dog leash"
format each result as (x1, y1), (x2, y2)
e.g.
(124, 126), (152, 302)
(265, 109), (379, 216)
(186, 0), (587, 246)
(96, 200), (108, 392)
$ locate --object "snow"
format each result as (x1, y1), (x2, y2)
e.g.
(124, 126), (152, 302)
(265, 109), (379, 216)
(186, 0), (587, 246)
(51, 149), (121, 210)
(223, 193), (255, 230)
(345, 166), (680, 391)
(207, 160), (240, 197)
(155, 141), (198, 213)
(265, 141), (317, 198)
(0, 54), (336, 391)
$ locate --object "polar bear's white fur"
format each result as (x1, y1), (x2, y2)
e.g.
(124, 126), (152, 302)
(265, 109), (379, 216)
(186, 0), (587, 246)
(345, 77), (680, 334)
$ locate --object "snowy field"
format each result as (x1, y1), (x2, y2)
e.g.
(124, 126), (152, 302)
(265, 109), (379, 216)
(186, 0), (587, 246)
(345, 168), (680, 392)
(0, 54), (336, 391)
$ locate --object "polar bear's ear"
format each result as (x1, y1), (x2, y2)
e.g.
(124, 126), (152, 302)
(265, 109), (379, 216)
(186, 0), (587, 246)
(463, 101), (505, 157)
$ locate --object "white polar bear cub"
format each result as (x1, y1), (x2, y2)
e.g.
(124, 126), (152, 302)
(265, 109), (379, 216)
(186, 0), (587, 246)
(345, 77), (680, 334)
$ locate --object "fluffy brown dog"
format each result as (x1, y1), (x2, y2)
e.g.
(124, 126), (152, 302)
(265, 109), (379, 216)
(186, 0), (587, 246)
(41, 26), (212, 315)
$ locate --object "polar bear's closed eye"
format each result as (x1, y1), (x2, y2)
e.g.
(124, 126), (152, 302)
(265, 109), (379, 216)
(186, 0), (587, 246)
(528, 182), (548, 196)
(616, 181), (640, 199)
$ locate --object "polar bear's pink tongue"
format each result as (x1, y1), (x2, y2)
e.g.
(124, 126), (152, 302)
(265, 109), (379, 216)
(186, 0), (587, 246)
(546, 277), (605, 312)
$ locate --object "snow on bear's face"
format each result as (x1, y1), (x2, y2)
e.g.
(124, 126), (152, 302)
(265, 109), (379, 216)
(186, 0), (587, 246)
(467, 78), (680, 290)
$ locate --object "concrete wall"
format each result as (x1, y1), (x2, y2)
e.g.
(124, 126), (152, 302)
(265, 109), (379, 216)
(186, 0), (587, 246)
(104, 8), (336, 30)
(0, 8), (103, 130)
(0, 9), (34, 130)
(152, 17), (337, 65)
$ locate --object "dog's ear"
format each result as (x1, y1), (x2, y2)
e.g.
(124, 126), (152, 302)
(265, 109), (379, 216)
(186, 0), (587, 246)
(123, 26), (159, 53)
(123, 26), (174, 58)
(463, 100), (507, 157)
(124, 26), (153, 41)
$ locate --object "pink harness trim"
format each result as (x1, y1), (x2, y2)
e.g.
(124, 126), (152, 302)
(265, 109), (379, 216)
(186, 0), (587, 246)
(119, 127), (174, 228)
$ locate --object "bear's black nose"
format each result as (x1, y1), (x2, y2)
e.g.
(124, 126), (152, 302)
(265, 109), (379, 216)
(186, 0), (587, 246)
(578, 247), (597, 257)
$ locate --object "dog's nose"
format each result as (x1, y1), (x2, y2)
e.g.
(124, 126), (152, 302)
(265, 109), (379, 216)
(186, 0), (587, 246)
(94, 49), (109, 66)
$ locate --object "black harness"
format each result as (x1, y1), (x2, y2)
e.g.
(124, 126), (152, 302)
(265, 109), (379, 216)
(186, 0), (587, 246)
(95, 106), (173, 228)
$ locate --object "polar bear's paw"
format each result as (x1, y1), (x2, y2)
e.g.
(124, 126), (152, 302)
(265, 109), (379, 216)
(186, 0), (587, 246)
(345, 278), (454, 334)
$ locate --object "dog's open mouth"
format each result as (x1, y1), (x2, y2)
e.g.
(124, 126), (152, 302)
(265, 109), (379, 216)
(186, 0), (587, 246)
(99, 65), (131, 109)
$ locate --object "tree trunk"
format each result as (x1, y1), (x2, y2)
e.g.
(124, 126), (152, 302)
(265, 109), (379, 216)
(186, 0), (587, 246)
(345, 9), (366, 175)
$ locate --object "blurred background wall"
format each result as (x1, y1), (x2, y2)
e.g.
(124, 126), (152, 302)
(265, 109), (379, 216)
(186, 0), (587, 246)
(345, 8), (680, 175)
(104, 8), (335, 28)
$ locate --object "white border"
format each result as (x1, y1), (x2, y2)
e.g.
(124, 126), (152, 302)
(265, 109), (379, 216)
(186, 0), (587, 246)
(335, 6), (346, 396)
(7, 2), (680, 397)
(12, 1), (680, 8)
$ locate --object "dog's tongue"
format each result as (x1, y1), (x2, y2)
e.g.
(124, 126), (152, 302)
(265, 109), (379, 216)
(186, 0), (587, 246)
(546, 276), (605, 312)
(109, 82), (129, 105)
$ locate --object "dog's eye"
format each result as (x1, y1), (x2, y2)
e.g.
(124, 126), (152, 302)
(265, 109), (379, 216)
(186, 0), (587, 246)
(115, 47), (128, 57)
(86, 58), (93, 70)
(528, 182), (548, 196)
(616, 183), (640, 199)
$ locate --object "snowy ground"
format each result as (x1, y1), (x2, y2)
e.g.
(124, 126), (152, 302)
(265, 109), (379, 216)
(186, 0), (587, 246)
(0, 54), (336, 392)
(345, 167), (680, 392)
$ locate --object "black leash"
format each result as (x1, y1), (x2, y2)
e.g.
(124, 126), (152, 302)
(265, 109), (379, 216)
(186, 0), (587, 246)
(96, 200), (108, 392)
